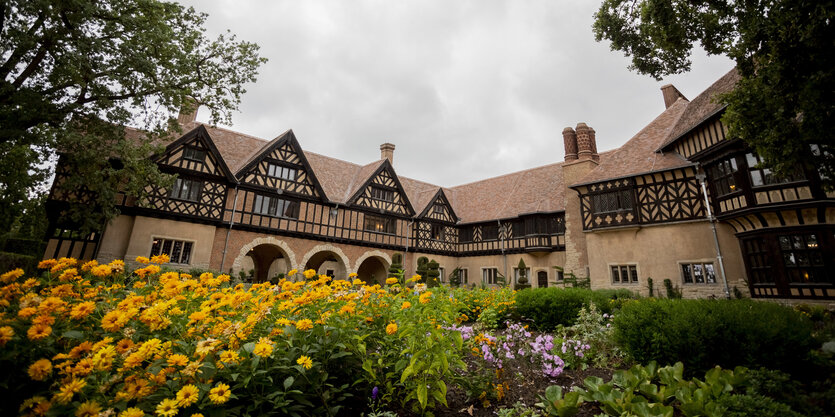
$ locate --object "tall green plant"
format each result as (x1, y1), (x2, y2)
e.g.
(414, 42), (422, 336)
(415, 257), (429, 283)
(449, 267), (462, 288)
(426, 260), (440, 287)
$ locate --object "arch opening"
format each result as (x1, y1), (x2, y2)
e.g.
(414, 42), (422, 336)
(303, 250), (348, 279)
(242, 244), (290, 282)
(356, 256), (390, 285)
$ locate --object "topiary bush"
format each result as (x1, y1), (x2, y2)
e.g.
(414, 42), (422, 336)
(515, 288), (635, 331)
(613, 298), (815, 375)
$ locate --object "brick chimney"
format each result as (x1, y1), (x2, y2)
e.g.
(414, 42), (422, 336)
(660, 84), (687, 108)
(563, 127), (578, 161)
(177, 97), (198, 125)
(575, 123), (599, 161)
(380, 143), (395, 164)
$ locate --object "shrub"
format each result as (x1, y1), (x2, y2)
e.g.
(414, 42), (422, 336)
(717, 394), (805, 417)
(613, 298), (815, 375)
(0, 251), (37, 273)
(515, 288), (634, 331)
(2, 237), (44, 257)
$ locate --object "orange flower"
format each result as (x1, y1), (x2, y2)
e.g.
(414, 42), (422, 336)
(386, 322), (398, 335)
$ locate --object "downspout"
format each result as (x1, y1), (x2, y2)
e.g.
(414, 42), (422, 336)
(499, 219), (508, 286)
(219, 185), (240, 272)
(404, 219), (414, 277)
(695, 170), (731, 299)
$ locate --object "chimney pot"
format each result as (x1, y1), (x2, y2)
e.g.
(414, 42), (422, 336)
(380, 143), (395, 164)
(660, 84), (688, 108)
(177, 97), (198, 125)
(562, 127), (578, 161)
(575, 123), (599, 161)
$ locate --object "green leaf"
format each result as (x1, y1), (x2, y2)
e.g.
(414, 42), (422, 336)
(283, 376), (294, 390)
(417, 383), (428, 409)
(61, 330), (84, 340)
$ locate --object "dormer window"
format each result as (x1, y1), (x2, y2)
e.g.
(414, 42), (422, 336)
(591, 189), (633, 214)
(267, 163), (297, 181)
(707, 157), (740, 197)
(371, 186), (394, 202)
(433, 203), (444, 215)
(182, 146), (206, 163)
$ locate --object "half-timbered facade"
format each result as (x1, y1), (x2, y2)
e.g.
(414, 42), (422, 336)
(44, 68), (834, 301)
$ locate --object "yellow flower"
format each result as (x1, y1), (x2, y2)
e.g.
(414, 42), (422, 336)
(135, 256), (150, 264)
(208, 383), (231, 404)
(0, 325), (14, 345)
(38, 259), (57, 269)
(419, 291), (433, 304)
(219, 350), (240, 364)
(386, 322), (398, 335)
(190, 414), (204, 417)
(168, 354), (189, 367)
(155, 398), (179, 417)
(287, 269), (298, 277)
(119, 407), (145, 417)
(54, 378), (86, 404)
(352, 278), (365, 285)
(386, 277), (399, 285)
(28, 358), (52, 381)
(348, 272), (358, 278)
(176, 384), (200, 407)
(253, 342), (273, 358)
(401, 301), (412, 310)
(90, 264), (112, 277)
(295, 318), (313, 331)
(296, 355), (313, 369)
(70, 302), (96, 320)
(27, 323), (52, 340)
(303, 269), (317, 279)
(1, 268), (24, 282)
(75, 400), (101, 417)
(410, 274), (422, 282)
(150, 254), (170, 264)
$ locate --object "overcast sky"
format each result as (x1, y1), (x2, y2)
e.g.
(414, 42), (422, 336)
(176, 0), (734, 187)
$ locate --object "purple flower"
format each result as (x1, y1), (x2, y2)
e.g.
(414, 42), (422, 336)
(372, 386), (379, 400)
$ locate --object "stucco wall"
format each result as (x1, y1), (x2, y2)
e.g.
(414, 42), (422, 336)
(119, 216), (217, 270)
(96, 215), (136, 262)
(585, 220), (747, 298)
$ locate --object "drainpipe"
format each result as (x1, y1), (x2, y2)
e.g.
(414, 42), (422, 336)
(695, 171), (731, 299)
(404, 220), (414, 277)
(499, 219), (508, 286)
(219, 185), (240, 272)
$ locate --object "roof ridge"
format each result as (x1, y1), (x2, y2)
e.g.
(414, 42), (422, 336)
(194, 122), (269, 143)
(449, 160), (566, 189)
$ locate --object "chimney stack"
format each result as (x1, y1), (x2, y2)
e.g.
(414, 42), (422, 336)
(660, 84), (687, 108)
(177, 97), (198, 125)
(380, 143), (395, 164)
(575, 123), (598, 161)
(563, 127), (578, 161)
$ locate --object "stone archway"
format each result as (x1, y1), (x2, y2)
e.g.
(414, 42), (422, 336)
(354, 250), (392, 285)
(299, 244), (351, 279)
(231, 237), (297, 281)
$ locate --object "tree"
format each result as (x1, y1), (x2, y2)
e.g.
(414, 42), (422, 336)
(593, 0), (834, 189)
(388, 252), (404, 282)
(449, 267), (461, 288)
(415, 256), (429, 283)
(0, 0), (267, 233)
(426, 259), (440, 287)
(515, 258), (530, 290)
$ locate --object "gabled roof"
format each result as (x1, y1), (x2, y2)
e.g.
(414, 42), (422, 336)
(573, 98), (691, 187)
(154, 124), (237, 182)
(346, 159), (416, 215)
(658, 68), (740, 152)
(416, 188), (459, 223)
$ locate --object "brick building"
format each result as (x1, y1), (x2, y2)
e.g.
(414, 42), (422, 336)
(45, 68), (835, 301)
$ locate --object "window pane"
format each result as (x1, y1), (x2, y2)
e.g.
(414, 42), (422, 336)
(620, 266), (629, 282)
(750, 170), (763, 186)
(682, 264), (692, 283)
(181, 242), (192, 264)
(705, 264), (716, 283)
(151, 239), (162, 256)
(171, 240), (183, 263)
(611, 266), (620, 283)
(694, 264), (704, 283)
(162, 240), (172, 255)
(629, 265), (638, 282)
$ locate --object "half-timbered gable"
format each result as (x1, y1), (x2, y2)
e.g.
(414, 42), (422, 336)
(418, 189), (458, 224)
(235, 130), (326, 200)
(348, 160), (415, 216)
(154, 125), (236, 181)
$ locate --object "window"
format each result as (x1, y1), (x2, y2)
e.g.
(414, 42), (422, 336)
(513, 267), (531, 282)
(610, 265), (638, 284)
(745, 153), (805, 187)
(253, 194), (299, 218)
(555, 269), (565, 281)
(169, 178), (203, 202)
(459, 268), (469, 284)
(182, 146), (206, 162)
(431, 224), (445, 240)
(363, 214), (395, 234)
(150, 238), (193, 264)
(778, 233), (826, 283)
(482, 224), (499, 241)
(482, 267), (499, 285)
(681, 262), (717, 284)
(371, 186), (394, 202)
(433, 204), (444, 215)
(439, 267), (445, 283)
(459, 227), (473, 243)
(267, 163), (297, 181)
(591, 190), (633, 214)
(742, 237), (775, 285)
(707, 157), (739, 197)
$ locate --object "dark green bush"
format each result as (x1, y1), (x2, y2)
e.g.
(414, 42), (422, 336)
(2, 238), (44, 257)
(0, 251), (38, 274)
(717, 394), (805, 417)
(515, 287), (636, 331)
(613, 299), (815, 375)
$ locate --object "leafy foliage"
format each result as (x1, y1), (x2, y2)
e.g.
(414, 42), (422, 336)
(515, 288), (634, 331)
(0, 0), (267, 232)
(593, 0), (835, 189)
(613, 298), (815, 375)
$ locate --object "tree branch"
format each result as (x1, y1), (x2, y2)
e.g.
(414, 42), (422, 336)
(11, 40), (50, 88)
(0, 12), (46, 79)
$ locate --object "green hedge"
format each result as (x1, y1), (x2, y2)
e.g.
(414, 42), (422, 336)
(2, 237), (44, 258)
(0, 252), (38, 274)
(514, 287), (635, 331)
(613, 299), (815, 375)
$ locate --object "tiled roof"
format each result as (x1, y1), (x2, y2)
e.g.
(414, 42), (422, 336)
(573, 98), (691, 186)
(658, 68), (740, 151)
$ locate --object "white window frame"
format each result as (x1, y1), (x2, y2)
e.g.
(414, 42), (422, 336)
(609, 263), (639, 285)
(150, 237), (195, 265)
(679, 260), (718, 285)
(459, 268), (468, 284)
(482, 267), (499, 285)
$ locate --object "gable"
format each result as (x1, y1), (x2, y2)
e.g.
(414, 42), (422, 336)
(236, 130), (326, 200)
(349, 162), (415, 216)
(418, 189), (458, 223)
(155, 126), (235, 181)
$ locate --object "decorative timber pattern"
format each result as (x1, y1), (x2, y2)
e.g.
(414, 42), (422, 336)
(351, 163), (414, 216)
(635, 168), (704, 223)
(48, 161), (96, 205)
(670, 116), (728, 159)
(725, 206), (835, 234)
(413, 221), (459, 253)
(579, 169), (705, 231)
(155, 126), (235, 181)
(418, 190), (458, 224)
(237, 131), (325, 200)
(139, 179), (227, 221)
